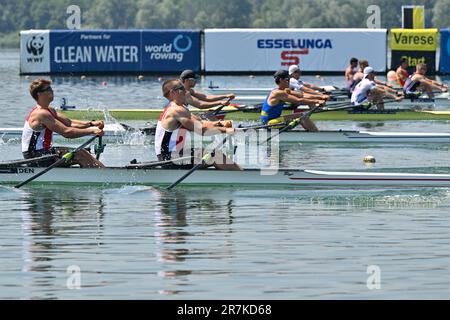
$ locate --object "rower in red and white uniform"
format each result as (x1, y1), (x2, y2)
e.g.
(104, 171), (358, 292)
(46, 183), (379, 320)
(351, 67), (402, 111)
(22, 79), (105, 167)
(155, 79), (241, 170)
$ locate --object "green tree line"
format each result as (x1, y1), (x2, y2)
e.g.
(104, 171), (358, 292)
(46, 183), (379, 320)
(1, 0), (450, 47)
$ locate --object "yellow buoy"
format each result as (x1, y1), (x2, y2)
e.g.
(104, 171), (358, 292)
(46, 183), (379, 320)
(363, 155), (376, 163)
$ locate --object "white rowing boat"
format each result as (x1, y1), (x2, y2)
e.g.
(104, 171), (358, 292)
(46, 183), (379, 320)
(3, 125), (450, 144)
(231, 94), (450, 108)
(1, 166), (450, 187)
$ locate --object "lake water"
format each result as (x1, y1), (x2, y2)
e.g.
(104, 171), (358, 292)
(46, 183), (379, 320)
(1, 49), (450, 299)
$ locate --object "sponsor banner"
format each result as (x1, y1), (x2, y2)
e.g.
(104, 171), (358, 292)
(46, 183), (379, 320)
(141, 30), (200, 72)
(391, 28), (437, 51)
(204, 29), (387, 72)
(391, 50), (436, 73)
(390, 29), (437, 74)
(20, 30), (201, 74)
(50, 30), (141, 72)
(20, 30), (51, 73)
(439, 29), (450, 73)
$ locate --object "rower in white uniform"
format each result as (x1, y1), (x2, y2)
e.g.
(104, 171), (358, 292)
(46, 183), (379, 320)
(351, 67), (402, 111)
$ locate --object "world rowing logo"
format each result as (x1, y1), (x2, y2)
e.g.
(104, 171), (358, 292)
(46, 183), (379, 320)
(145, 34), (194, 62)
(173, 35), (192, 53)
(26, 35), (45, 56)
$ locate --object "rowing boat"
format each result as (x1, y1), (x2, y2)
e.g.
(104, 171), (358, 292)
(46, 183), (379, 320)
(1, 166), (450, 187)
(54, 108), (450, 121)
(232, 94), (450, 108)
(3, 125), (450, 143)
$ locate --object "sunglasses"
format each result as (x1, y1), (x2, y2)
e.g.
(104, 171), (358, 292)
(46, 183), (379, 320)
(37, 86), (53, 93)
(171, 84), (186, 93)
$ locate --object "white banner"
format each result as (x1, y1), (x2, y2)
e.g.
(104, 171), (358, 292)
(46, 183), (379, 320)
(204, 29), (387, 72)
(20, 30), (51, 74)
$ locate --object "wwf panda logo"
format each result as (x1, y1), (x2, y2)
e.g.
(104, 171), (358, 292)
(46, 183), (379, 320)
(26, 36), (45, 56)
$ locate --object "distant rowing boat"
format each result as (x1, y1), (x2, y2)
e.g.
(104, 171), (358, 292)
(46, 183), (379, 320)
(1, 166), (450, 187)
(53, 108), (450, 121)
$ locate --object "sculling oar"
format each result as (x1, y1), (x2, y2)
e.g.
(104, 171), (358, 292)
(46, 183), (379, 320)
(166, 136), (228, 190)
(95, 136), (105, 160)
(200, 98), (233, 120)
(14, 135), (99, 188)
(263, 105), (322, 144)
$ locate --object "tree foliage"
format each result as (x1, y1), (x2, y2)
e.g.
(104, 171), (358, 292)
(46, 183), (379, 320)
(0, 0), (446, 47)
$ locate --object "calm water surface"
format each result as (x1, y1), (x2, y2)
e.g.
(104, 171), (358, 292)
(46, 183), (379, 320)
(2, 49), (450, 299)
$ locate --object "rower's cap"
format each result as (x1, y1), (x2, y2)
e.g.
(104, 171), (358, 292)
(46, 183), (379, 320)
(288, 65), (300, 75)
(180, 69), (199, 80)
(363, 66), (375, 76)
(274, 69), (290, 79)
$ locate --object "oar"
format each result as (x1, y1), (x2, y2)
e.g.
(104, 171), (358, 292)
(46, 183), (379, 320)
(95, 136), (105, 160)
(263, 105), (322, 144)
(126, 156), (194, 169)
(166, 136), (228, 190)
(201, 98), (232, 119)
(14, 135), (99, 188)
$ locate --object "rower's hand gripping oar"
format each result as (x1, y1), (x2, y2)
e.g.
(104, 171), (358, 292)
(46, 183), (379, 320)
(166, 136), (229, 190)
(263, 104), (322, 144)
(201, 98), (232, 120)
(14, 135), (99, 188)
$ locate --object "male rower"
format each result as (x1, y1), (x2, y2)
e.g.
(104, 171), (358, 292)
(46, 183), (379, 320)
(345, 57), (359, 90)
(352, 60), (395, 93)
(155, 79), (241, 170)
(260, 70), (325, 132)
(180, 69), (235, 110)
(396, 57), (409, 87)
(351, 67), (402, 111)
(288, 65), (329, 100)
(403, 63), (448, 99)
(22, 79), (105, 168)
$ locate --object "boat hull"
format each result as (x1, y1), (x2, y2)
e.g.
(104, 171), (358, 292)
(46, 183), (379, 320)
(2, 167), (450, 187)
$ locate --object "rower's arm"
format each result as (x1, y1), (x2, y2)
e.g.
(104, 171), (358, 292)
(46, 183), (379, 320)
(174, 111), (231, 136)
(422, 78), (448, 90)
(191, 90), (235, 102)
(275, 91), (323, 107)
(186, 93), (230, 110)
(39, 112), (99, 138)
(56, 111), (100, 128)
(303, 83), (322, 91)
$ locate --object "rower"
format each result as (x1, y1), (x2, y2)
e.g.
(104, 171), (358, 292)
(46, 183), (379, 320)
(155, 79), (241, 170)
(260, 70), (325, 132)
(345, 57), (359, 91)
(22, 79), (105, 168)
(288, 65), (329, 100)
(352, 60), (395, 94)
(180, 70), (235, 110)
(351, 67), (402, 111)
(395, 57), (409, 87)
(403, 63), (448, 99)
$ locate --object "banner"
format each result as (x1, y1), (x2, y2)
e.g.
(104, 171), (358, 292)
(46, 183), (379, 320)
(204, 29), (387, 72)
(390, 28), (437, 74)
(402, 5), (425, 29)
(20, 30), (201, 74)
(20, 30), (51, 73)
(439, 29), (450, 73)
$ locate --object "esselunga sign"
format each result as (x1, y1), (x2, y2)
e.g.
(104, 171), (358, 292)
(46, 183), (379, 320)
(204, 29), (387, 72)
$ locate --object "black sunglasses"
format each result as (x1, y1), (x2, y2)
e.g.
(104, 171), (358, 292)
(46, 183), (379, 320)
(171, 84), (186, 93)
(37, 86), (53, 93)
